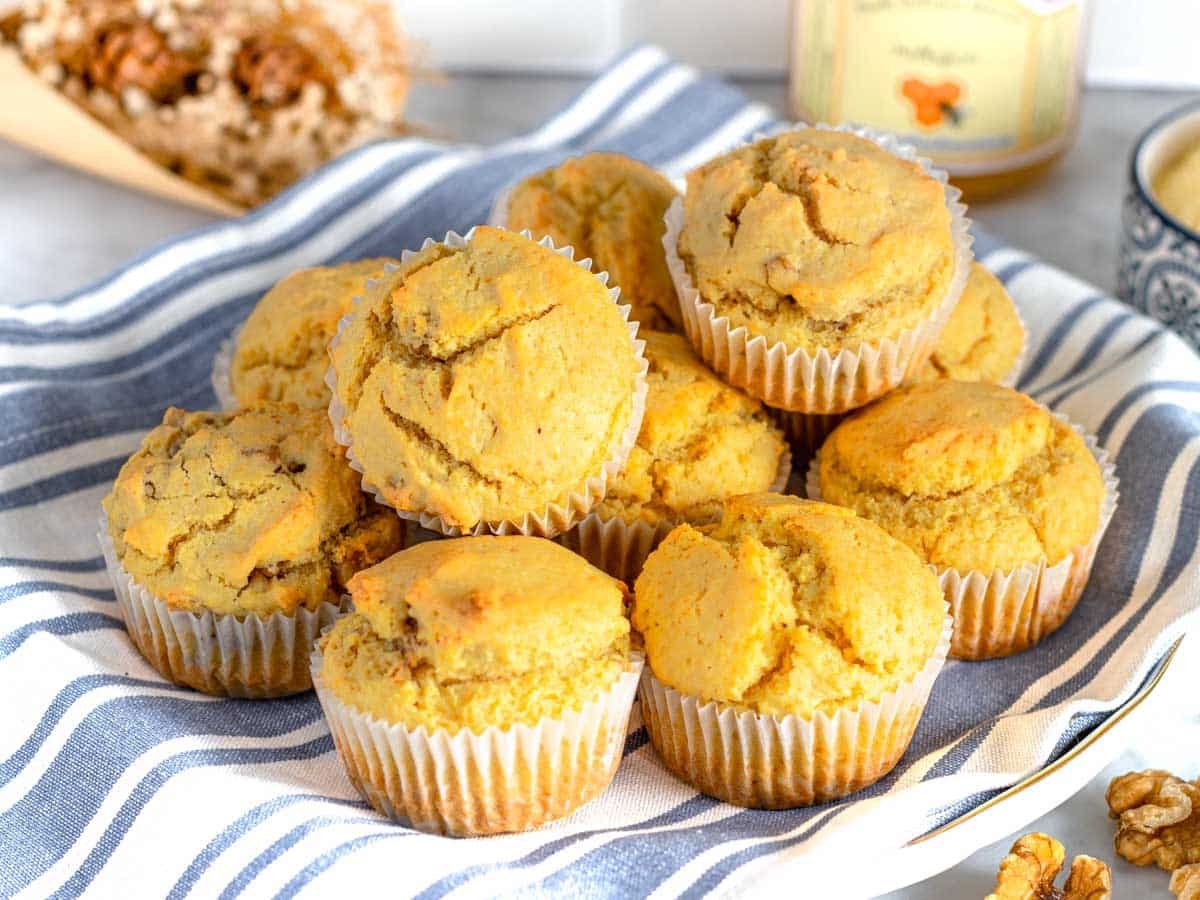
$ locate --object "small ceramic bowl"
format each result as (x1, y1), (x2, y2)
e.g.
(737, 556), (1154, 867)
(1118, 99), (1200, 351)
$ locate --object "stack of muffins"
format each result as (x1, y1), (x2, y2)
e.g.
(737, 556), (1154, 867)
(101, 126), (1117, 834)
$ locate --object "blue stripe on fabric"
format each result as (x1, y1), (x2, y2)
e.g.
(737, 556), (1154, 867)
(45, 737), (336, 900)
(1017, 296), (1106, 391)
(0, 675), (191, 789)
(0, 611), (124, 661)
(0, 146), (446, 343)
(271, 832), (415, 898)
(1029, 312), (1136, 400)
(679, 807), (850, 899)
(218, 813), (389, 900)
(1048, 330), (1165, 410)
(414, 796), (718, 900)
(0, 556), (104, 572)
(0, 457), (127, 513)
(1097, 380), (1200, 444)
(166, 794), (369, 900)
(0, 580), (113, 604)
(0, 693), (324, 895)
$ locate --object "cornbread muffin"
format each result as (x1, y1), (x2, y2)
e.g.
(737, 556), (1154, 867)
(678, 129), (955, 351)
(230, 258), (393, 408)
(505, 153), (681, 330)
(103, 403), (404, 618)
(816, 381), (1106, 574)
(592, 330), (787, 527)
(320, 536), (631, 733)
(914, 262), (1024, 384)
(1154, 143), (1200, 232)
(634, 493), (944, 717)
(329, 226), (644, 533)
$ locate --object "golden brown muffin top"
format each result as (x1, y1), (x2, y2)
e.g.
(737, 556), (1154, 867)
(678, 129), (955, 351)
(632, 493), (944, 717)
(505, 152), (681, 330)
(817, 381), (1107, 572)
(103, 403), (404, 617)
(915, 262), (1025, 384)
(329, 226), (643, 531)
(231, 258), (394, 408)
(593, 330), (787, 526)
(319, 536), (631, 732)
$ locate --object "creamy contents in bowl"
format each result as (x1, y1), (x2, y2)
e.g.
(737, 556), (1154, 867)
(1153, 143), (1200, 233)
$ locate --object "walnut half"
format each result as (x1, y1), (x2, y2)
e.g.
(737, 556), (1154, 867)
(986, 833), (1112, 900)
(1107, 769), (1200, 870)
(1173, 864), (1200, 900)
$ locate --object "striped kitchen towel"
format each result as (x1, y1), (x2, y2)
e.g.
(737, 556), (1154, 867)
(0, 46), (1197, 899)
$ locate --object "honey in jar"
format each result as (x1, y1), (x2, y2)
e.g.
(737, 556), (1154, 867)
(789, 0), (1089, 200)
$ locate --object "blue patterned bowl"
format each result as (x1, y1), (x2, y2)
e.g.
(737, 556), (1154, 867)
(1118, 99), (1200, 352)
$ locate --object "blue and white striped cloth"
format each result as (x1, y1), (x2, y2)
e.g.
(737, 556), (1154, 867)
(1, 46), (1197, 899)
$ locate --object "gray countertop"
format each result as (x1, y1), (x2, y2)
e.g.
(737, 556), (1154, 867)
(1, 74), (1196, 898)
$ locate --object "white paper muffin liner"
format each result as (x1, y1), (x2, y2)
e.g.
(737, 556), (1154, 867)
(312, 645), (644, 836)
(211, 327), (240, 411)
(663, 123), (973, 414)
(99, 513), (343, 697)
(325, 228), (649, 539)
(561, 445), (793, 583)
(639, 612), (952, 809)
(806, 415), (1120, 660)
(486, 182), (515, 228)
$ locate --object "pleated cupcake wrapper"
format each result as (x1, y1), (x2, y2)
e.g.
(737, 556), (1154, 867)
(806, 415), (1120, 660)
(1000, 303), (1029, 390)
(325, 228), (649, 539)
(485, 182), (514, 228)
(663, 123), (973, 415)
(210, 326), (240, 411)
(639, 613), (952, 809)
(98, 513), (343, 697)
(312, 647), (645, 836)
(562, 445), (793, 583)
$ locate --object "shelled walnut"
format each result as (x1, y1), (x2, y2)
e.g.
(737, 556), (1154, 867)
(986, 833), (1111, 900)
(1107, 769), (1200, 870)
(1173, 865), (1200, 900)
(2, 0), (411, 207)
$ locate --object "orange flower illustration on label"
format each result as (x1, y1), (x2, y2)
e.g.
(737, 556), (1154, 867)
(901, 78), (964, 129)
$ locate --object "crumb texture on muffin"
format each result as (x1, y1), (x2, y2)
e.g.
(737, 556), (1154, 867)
(632, 493), (944, 717)
(103, 403), (404, 617)
(593, 330), (787, 527)
(506, 152), (681, 330)
(914, 262), (1024, 384)
(678, 129), (954, 351)
(231, 258), (393, 408)
(329, 226), (641, 530)
(817, 380), (1105, 572)
(320, 536), (631, 732)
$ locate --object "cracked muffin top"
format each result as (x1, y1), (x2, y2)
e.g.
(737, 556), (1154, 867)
(329, 226), (644, 531)
(592, 330), (788, 527)
(504, 153), (681, 331)
(103, 403), (405, 618)
(913, 263), (1025, 384)
(632, 493), (943, 716)
(230, 258), (394, 409)
(319, 536), (631, 732)
(816, 381), (1106, 573)
(678, 129), (955, 351)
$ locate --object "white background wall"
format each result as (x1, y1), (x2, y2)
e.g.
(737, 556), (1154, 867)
(395, 0), (1200, 88)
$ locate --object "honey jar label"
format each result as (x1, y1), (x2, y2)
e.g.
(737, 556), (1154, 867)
(790, 0), (1085, 176)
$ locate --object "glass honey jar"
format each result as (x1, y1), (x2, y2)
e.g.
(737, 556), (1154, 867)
(789, 0), (1089, 200)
